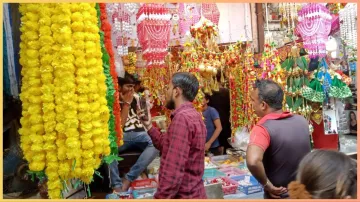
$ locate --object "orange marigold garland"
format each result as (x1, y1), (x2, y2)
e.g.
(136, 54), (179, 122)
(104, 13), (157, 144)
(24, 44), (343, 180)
(99, 3), (123, 146)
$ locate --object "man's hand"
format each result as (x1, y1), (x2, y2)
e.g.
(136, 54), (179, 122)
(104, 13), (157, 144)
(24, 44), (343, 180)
(137, 109), (152, 130)
(205, 142), (211, 151)
(121, 90), (134, 104)
(264, 181), (288, 199)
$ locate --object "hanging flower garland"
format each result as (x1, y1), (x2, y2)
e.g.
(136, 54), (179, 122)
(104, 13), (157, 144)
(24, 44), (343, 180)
(18, 3), (111, 199)
(18, 1), (47, 191)
(99, 3), (123, 148)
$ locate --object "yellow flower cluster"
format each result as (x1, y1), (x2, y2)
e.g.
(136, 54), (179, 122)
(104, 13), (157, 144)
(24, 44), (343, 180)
(18, 3), (110, 199)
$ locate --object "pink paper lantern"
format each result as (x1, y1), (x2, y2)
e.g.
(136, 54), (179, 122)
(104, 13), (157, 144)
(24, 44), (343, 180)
(201, 3), (220, 26)
(296, 3), (332, 59)
(178, 3), (201, 36)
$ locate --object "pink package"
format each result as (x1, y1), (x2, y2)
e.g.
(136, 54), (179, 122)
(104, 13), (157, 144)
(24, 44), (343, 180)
(219, 167), (247, 178)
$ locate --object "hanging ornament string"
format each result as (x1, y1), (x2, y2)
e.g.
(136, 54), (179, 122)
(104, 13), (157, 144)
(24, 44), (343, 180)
(265, 3), (270, 35)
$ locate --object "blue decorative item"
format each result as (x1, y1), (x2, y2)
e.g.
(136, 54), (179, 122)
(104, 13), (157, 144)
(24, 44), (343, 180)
(349, 62), (356, 72)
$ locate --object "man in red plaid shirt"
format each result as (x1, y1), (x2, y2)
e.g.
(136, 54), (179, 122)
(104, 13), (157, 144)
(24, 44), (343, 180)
(139, 72), (207, 199)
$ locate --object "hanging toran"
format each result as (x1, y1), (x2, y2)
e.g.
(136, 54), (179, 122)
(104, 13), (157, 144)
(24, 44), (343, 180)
(339, 3), (357, 60)
(201, 3), (220, 26)
(190, 16), (220, 53)
(228, 44), (245, 131)
(279, 3), (302, 36)
(106, 3), (132, 57)
(296, 3), (332, 59)
(190, 17), (221, 96)
(178, 3), (201, 37)
(136, 3), (172, 67)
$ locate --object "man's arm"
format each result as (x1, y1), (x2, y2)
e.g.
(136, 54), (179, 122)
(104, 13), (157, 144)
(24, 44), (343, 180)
(120, 90), (134, 127)
(246, 144), (267, 185)
(205, 118), (222, 151)
(120, 103), (130, 127)
(246, 126), (287, 199)
(147, 127), (166, 151)
(154, 115), (190, 199)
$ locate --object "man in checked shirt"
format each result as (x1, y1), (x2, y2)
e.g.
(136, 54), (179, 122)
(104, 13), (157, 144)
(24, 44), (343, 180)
(138, 72), (207, 199)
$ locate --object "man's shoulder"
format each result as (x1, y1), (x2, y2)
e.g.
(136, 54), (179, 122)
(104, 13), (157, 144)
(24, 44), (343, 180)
(174, 108), (202, 124)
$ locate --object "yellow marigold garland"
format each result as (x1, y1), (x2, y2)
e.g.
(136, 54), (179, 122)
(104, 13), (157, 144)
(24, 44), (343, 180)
(19, 3), (111, 198)
(18, 3), (46, 172)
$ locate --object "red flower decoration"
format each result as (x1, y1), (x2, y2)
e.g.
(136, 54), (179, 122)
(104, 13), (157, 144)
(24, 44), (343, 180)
(100, 3), (123, 146)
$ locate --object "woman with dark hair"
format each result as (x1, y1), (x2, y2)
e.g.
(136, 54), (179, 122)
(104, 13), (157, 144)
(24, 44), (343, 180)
(288, 150), (357, 199)
(349, 111), (357, 136)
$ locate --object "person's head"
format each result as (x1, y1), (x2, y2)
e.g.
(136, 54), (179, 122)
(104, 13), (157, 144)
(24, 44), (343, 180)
(118, 72), (136, 94)
(165, 72), (199, 110)
(134, 80), (142, 92)
(288, 150), (357, 199)
(350, 111), (356, 121)
(202, 93), (211, 108)
(250, 79), (284, 118)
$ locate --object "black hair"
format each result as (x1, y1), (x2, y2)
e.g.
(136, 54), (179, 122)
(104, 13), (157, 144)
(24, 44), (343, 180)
(118, 72), (136, 86)
(172, 72), (199, 102)
(204, 93), (211, 101)
(138, 87), (145, 93)
(254, 79), (284, 110)
(309, 57), (320, 72)
(350, 111), (356, 121)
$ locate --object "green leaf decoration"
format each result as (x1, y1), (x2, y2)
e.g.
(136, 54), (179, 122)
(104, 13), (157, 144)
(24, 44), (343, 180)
(74, 180), (82, 189)
(301, 57), (308, 69)
(72, 159), (76, 171)
(296, 57), (305, 69)
(87, 185), (92, 198)
(294, 77), (301, 89)
(293, 97), (303, 111)
(94, 171), (103, 179)
(281, 59), (289, 69)
(286, 96), (293, 108)
(103, 154), (124, 165)
(27, 170), (46, 182)
(282, 58), (295, 71)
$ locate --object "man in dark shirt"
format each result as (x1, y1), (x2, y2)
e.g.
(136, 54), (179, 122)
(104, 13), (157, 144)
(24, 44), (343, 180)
(109, 72), (158, 192)
(139, 72), (207, 199)
(246, 79), (311, 199)
(209, 71), (232, 153)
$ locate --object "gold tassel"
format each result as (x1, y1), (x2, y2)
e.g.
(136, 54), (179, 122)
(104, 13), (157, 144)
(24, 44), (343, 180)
(214, 80), (220, 92)
(221, 69), (225, 84)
